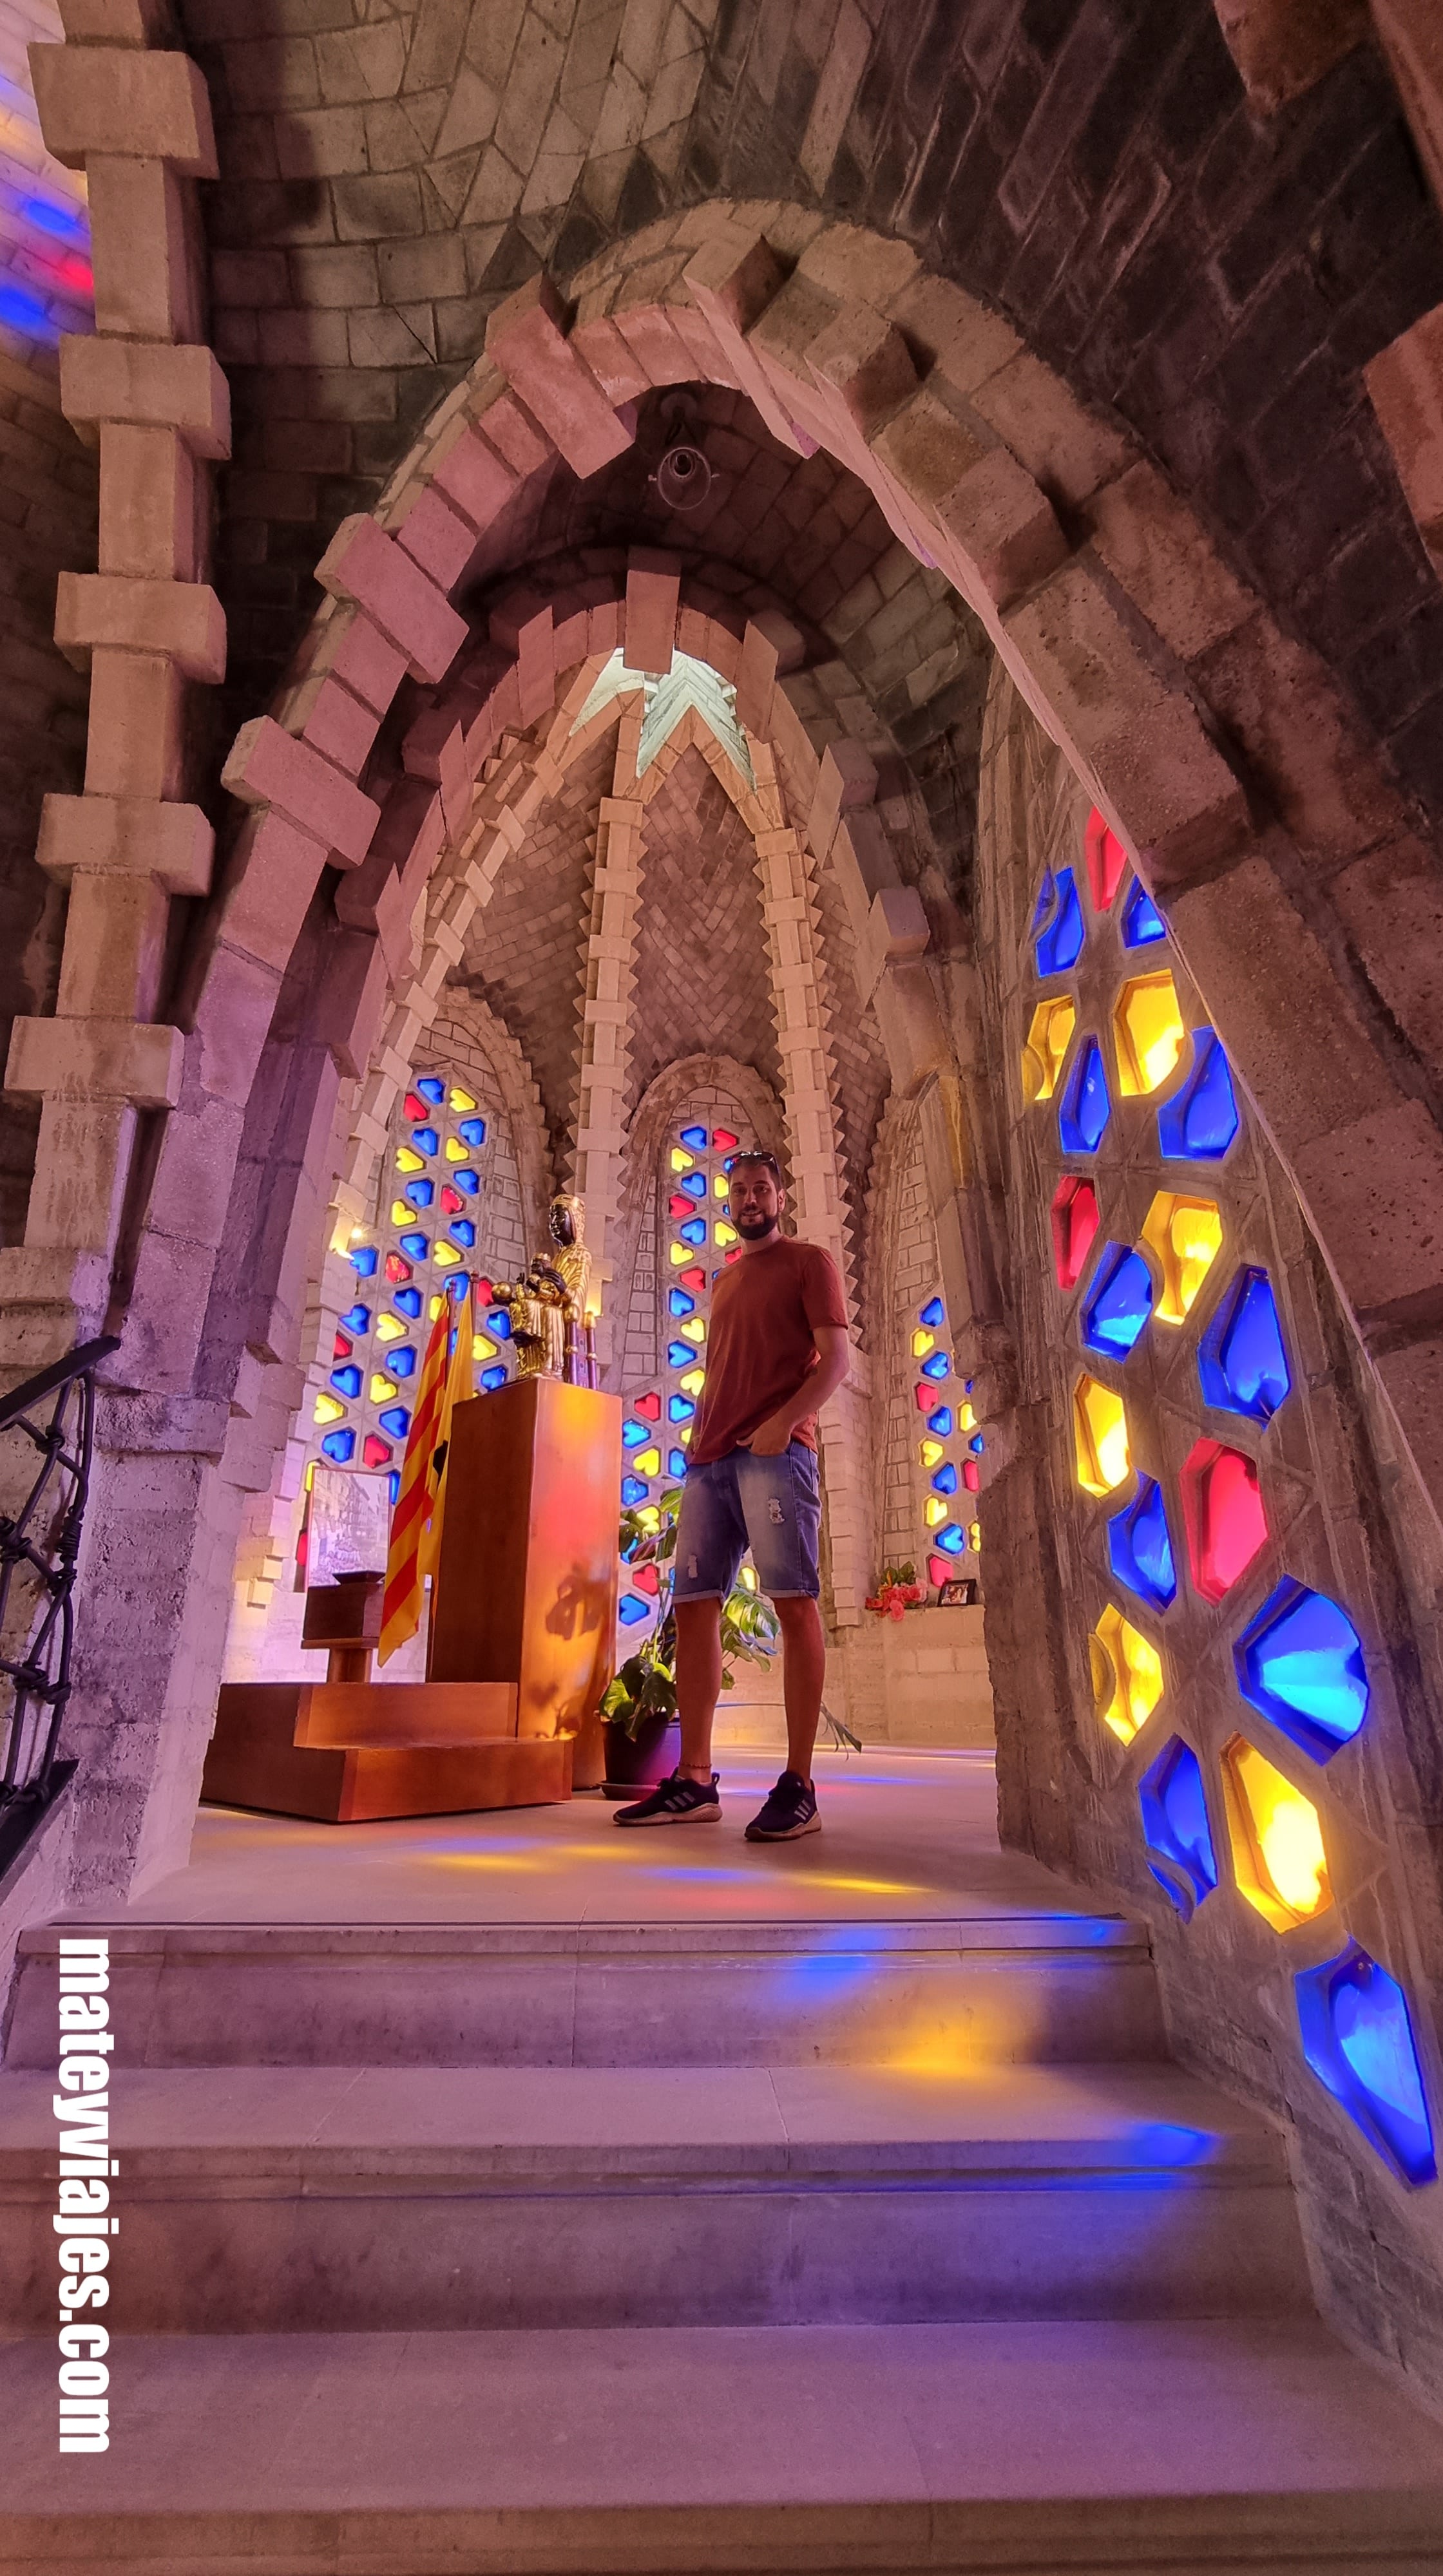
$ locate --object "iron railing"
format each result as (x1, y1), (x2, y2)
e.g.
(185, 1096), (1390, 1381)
(0, 1334), (118, 1877)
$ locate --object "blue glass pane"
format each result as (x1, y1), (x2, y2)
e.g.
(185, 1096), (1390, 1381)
(320, 1428), (355, 1464)
(1296, 1943), (1435, 2186)
(341, 1303), (371, 1336)
(667, 1341), (694, 1368)
(348, 1244), (378, 1277)
(409, 1126), (439, 1157)
(669, 1448), (688, 1477)
(377, 1404), (411, 1439)
(669, 1394), (696, 1423)
(622, 1418), (650, 1449)
(394, 1287), (423, 1320)
(404, 1177), (434, 1209)
(457, 1116), (487, 1149)
(935, 1522), (965, 1555)
(919, 1296), (945, 1329)
(1122, 880), (1167, 947)
(480, 1365), (508, 1392)
(416, 1076), (445, 1105)
(928, 1405), (953, 1437)
(387, 1470), (401, 1505)
(969, 1433), (986, 1455)
(669, 1289), (695, 1318)
(678, 1218), (707, 1246)
(680, 1123), (709, 1149)
(1030, 872), (1055, 936)
(921, 1350), (951, 1381)
(486, 1309), (511, 1339)
(620, 1474), (649, 1507)
(618, 1595), (651, 1625)
(1234, 1578), (1369, 1763)
(448, 1219), (476, 1249)
(1057, 1037), (1111, 1155)
(1138, 1738), (1217, 1921)
(680, 1172), (707, 1198)
(329, 1365), (362, 1399)
(1035, 866), (1085, 976)
(1198, 1266), (1291, 1425)
(1082, 1242), (1154, 1361)
(399, 1231), (429, 1260)
(452, 1167), (480, 1196)
(932, 1463), (958, 1496)
(388, 1347), (417, 1379)
(1107, 1475), (1178, 1611)
(1157, 1027), (1239, 1160)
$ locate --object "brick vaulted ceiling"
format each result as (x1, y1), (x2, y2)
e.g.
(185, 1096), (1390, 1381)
(184, 0), (1443, 837)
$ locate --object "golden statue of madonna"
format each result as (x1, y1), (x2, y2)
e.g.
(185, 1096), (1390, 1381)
(492, 1193), (596, 1383)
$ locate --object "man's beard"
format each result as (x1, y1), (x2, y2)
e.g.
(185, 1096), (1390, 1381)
(733, 1210), (779, 1241)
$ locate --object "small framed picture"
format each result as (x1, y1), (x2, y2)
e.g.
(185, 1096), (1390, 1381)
(937, 1577), (978, 1607)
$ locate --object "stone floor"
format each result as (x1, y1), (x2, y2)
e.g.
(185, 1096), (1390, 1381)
(109, 1749), (1107, 1927)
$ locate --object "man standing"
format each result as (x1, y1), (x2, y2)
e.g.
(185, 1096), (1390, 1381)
(615, 1149), (850, 1842)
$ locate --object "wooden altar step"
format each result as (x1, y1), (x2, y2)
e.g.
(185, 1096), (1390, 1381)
(200, 1681), (571, 1823)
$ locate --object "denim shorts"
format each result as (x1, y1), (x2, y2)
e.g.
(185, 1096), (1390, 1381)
(672, 1440), (821, 1604)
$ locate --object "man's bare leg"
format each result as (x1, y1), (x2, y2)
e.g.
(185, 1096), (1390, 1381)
(675, 1597), (723, 1781)
(775, 1595), (826, 1779)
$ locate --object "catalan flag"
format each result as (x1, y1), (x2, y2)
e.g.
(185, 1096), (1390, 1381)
(378, 1291), (454, 1666)
(419, 1279), (475, 1587)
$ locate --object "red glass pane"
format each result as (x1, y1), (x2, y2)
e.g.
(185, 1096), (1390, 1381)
(1051, 1176), (1100, 1292)
(1085, 807), (1127, 912)
(362, 1434), (392, 1469)
(1180, 1439), (1269, 1604)
(928, 1553), (951, 1588)
(473, 1278), (493, 1305)
(668, 1193), (694, 1218)
(384, 1252), (412, 1285)
(712, 1128), (738, 1150)
(332, 1331), (352, 1361)
(635, 1391), (662, 1422)
(403, 1090), (428, 1121)
(633, 1562), (660, 1596)
(680, 1265), (707, 1291)
(723, 1247), (742, 1265)
(439, 1184), (463, 1215)
(962, 1459), (980, 1493)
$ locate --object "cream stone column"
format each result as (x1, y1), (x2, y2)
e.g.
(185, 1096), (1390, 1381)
(750, 758), (872, 1625)
(2, 10), (225, 1373)
(571, 728), (646, 1370)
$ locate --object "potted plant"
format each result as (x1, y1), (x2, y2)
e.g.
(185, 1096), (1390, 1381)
(599, 1485), (779, 1796)
(865, 1560), (926, 1621)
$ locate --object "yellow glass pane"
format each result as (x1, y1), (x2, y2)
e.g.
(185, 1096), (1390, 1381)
(1114, 971), (1185, 1097)
(1021, 996), (1076, 1104)
(957, 1402), (977, 1433)
(678, 1424), (692, 1446)
(1073, 1375), (1131, 1496)
(680, 1367), (705, 1397)
(390, 1200), (411, 1225)
(680, 1318), (706, 1345)
(668, 1242), (693, 1267)
(671, 1147), (694, 1171)
(448, 1086), (476, 1114)
(713, 1173), (729, 1197)
(396, 1146), (425, 1174)
(635, 1447), (661, 1476)
(429, 1295), (444, 1321)
(1090, 1604), (1163, 1744)
(472, 1334), (497, 1363)
(636, 1506), (660, 1531)
(375, 1314), (405, 1343)
(924, 1496), (948, 1528)
(739, 1565), (758, 1591)
(368, 1373), (397, 1405)
(444, 1138), (468, 1162)
(715, 1221), (738, 1246)
(1223, 1736), (1331, 1931)
(434, 1242), (461, 1269)
(912, 1329), (935, 1358)
(1142, 1191), (1223, 1323)
(314, 1392), (345, 1425)
(968, 1522), (981, 1553)
(919, 1438), (944, 1470)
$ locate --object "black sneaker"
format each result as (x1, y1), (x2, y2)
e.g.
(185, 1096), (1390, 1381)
(745, 1771), (820, 1841)
(613, 1770), (722, 1826)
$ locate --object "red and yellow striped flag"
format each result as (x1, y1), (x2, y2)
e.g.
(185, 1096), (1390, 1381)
(419, 1279), (475, 1587)
(378, 1292), (453, 1666)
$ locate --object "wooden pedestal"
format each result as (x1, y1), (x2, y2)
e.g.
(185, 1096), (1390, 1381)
(428, 1377), (621, 1790)
(201, 1680), (573, 1824)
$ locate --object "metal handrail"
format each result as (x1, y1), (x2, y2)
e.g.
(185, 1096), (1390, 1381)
(0, 1334), (119, 1869)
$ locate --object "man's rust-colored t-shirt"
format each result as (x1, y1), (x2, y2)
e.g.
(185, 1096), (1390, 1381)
(689, 1236), (847, 1465)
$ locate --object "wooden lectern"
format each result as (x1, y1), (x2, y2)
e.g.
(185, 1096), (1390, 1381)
(203, 1379), (621, 1820)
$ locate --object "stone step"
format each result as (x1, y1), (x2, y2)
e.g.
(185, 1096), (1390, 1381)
(2, 2318), (1442, 2573)
(0, 2060), (1310, 2334)
(6, 1912), (1165, 2069)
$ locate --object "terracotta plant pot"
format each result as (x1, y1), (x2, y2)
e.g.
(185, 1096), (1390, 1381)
(600, 1711), (681, 1800)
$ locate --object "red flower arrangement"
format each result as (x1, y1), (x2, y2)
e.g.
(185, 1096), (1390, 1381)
(866, 1561), (926, 1622)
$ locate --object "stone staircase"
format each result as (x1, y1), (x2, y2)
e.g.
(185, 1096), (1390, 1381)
(2, 1911), (1442, 2572)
